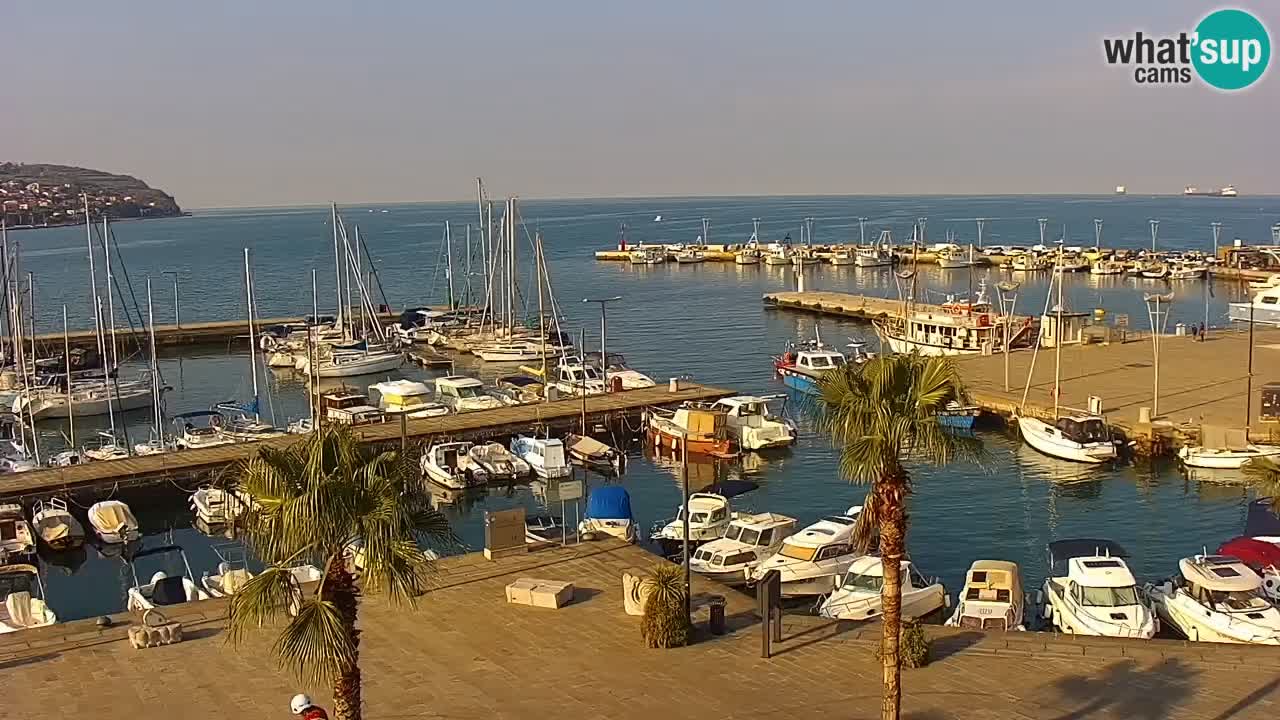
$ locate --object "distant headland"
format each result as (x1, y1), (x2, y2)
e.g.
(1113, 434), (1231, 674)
(0, 162), (183, 229)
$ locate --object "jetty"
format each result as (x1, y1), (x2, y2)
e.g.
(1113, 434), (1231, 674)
(0, 382), (733, 501)
(766, 290), (954, 322)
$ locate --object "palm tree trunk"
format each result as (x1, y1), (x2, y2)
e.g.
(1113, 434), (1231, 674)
(325, 563), (362, 720)
(877, 474), (906, 720)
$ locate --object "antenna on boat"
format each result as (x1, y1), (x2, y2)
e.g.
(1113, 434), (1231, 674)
(858, 217), (867, 246)
(1094, 218), (1103, 249)
(976, 218), (986, 248)
(1149, 219), (1160, 252)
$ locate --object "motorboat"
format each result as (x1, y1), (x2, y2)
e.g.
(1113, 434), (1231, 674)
(1145, 554), (1280, 644)
(389, 308), (460, 345)
(30, 498), (84, 551)
(936, 245), (977, 269)
(126, 544), (211, 611)
(319, 390), (385, 426)
(584, 352), (655, 390)
(172, 410), (237, 450)
(1139, 263), (1170, 280)
(466, 441), (531, 481)
(945, 560), (1026, 631)
(750, 506), (863, 597)
(1247, 274), (1280, 292)
(855, 246), (894, 268)
(213, 406), (285, 442)
(435, 376), (503, 412)
(420, 441), (487, 489)
(1170, 263), (1206, 280)
(510, 435), (571, 479)
(772, 336), (847, 395)
(87, 500), (141, 545)
(674, 248), (706, 264)
(0, 564), (57, 632)
(368, 380), (450, 418)
(937, 401), (981, 430)
(190, 485), (254, 526)
(200, 545), (254, 598)
(1053, 254), (1090, 273)
(0, 504), (35, 561)
(1218, 536), (1280, 603)
(689, 512), (797, 585)
(762, 245), (792, 266)
(645, 405), (736, 457)
(578, 485), (636, 542)
(819, 556), (948, 622)
(525, 514), (574, 545)
(491, 375), (544, 405)
(1011, 253), (1050, 271)
(1040, 539), (1156, 639)
(734, 248), (760, 265)
(1179, 443), (1280, 470)
(546, 360), (607, 397)
(1089, 259), (1125, 275)
(828, 249), (856, 266)
(1229, 287), (1280, 326)
(1017, 414), (1117, 464)
(709, 395), (796, 450)
(650, 481), (758, 556)
(564, 433), (624, 475)
(628, 248), (666, 265)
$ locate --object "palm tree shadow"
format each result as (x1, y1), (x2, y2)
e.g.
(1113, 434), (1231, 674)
(1041, 658), (1199, 720)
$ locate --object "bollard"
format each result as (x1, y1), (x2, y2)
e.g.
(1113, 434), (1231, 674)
(756, 569), (781, 658)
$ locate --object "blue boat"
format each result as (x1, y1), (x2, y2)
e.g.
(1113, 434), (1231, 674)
(773, 334), (857, 396)
(937, 402), (981, 430)
(578, 485), (636, 542)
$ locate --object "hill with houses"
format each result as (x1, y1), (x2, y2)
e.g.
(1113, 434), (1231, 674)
(0, 162), (182, 229)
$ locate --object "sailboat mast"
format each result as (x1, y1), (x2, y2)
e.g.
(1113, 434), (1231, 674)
(82, 195), (105, 377)
(464, 224), (472, 308)
(63, 304), (74, 447)
(103, 215), (119, 373)
(311, 269), (319, 322)
(355, 226), (365, 339)
(1054, 243), (1064, 417)
(244, 248), (260, 420)
(98, 296), (115, 437)
(536, 232), (547, 382)
(445, 220), (455, 310)
(145, 279), (161, 444)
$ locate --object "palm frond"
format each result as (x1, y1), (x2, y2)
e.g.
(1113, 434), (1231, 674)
(226, 566), (302, 644)
(274, 596), (357, 687)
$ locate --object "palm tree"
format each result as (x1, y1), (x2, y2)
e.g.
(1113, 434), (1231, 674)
(815, 353), (981, 720)
(1244, 458), (1280, 511)
(226, 425), (456, 720)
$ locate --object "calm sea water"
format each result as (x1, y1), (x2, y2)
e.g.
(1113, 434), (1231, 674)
(10, 194), (1280, 621)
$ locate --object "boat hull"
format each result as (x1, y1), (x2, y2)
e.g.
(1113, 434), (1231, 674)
(1018, 417), (1116, 464)
(878, 332), (982, 358)
(308, 353), (404, 378)
(1178, 445), (1280, 469)
(24, 387), (154, 420)
(1229, 303), (1280, 325)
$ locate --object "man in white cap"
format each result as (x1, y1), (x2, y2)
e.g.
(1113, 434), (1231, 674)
(290, 694), (329, 720)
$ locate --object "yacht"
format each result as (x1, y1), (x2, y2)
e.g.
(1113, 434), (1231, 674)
(689, 512), (797, 585)
(1218, 536), (1280, 603)
(368, 380), (450, 418)
(750, 506), (863, 597)
(12, 374), (155, 420)
(709, 395), (796, 450)
(578, 485), (636, 542)
(650, 481), (758, 557)
(87, 500), (140, 545)
(126, 545), (211, 611)
(819, 556), (948, 622)
(1145, 554), (1280, 644)
(466, 442), (531, 481)
(0, 564), (57, 632)
(472, 341), (548, 363)
(435, 376), (503, 412)
(1229, 287), (1280, 325)
(299, 345), (403, 378)
(30, 498), (85, 551)
(874, 309), (1008, 357)
(0, 505), (35, 561)
(420, 441), (487, 489)
(945, 560), (1026, 631)
(773, 337), (848, 395)
(1017, 414), (1117, 464)
(645, 404), (736, 456)
(509, 436), (571, 479)
(1041, 539), (1156, 639)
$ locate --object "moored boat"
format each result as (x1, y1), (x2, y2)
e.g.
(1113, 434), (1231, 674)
(1041, 539), (1156, 639)
(750, 506), (862, 597)
(578, 486), (636, 542)
(644, 405), (736, 457)
(709, 395), (796, 450)
(0, 505), (35, 561)
(819, 556), (948, 622)
(0, 564), (57, 632)
(420, 441), (487, 489)
(564, 433), (624, 475)
(510, 436), (571, 479)
(946, 560), (1026, 631)
(1017, 414), (1117, 464)
(1145, 554), (1280, 644)
(87, 500), (140, 545)
(689, 512), (797, 585)
(31, 498), (84, 551)
(126, 544), (211, 612)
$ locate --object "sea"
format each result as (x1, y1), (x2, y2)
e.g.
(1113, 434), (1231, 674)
(8, 193), (1280, 622)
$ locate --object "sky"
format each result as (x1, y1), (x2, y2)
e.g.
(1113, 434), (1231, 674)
(4, 2), (1277, 207)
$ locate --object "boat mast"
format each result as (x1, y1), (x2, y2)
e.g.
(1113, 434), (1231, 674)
(355, 225), (365, 339)
(145, 279), (161, 445)
(311, 269), (318, 323)
(97, 296), (115, 438)
(63, 304), (74, 447)
(244, 248), (260, 421)
(1054, 241), (1064, 417)
(82, 194), (106, 387)
(331, 203), (343, 336)
(445, 220), (455, 310)
(464, 224), (473, 309)
(102, 215), (119, 374)
(536, 231), (548, 383)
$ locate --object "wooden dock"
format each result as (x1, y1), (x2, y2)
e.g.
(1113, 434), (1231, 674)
(0, 382), (734, 501)
(761, 290), (1016, 323)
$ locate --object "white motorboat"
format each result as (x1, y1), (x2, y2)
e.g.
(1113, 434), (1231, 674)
(30, 498), (85, 551)
(87, 500), (141, 545)
(0, 504), (35, 561)
(1139, 263), (1170, 279)
(0, 564), (57, 632)
(936, 245), (976, 269)
(300, 347), (403, 378)
(1089, 259), (1125, 275)
(762, 246), (792, 266)
(1169, 263), (1206, 280)
(190, 486), (254, 526)
(829, 249), (857, 266)
(435, 376), (503, 412)
(510, 436), (571, 479)
(126, 545), (211, 611)
(564, 433), (624, 475)
(200, 545), (255, 598)
(317, 390), (384, 426)
(368, 380), (450, 418)
(628, 248), (666, 265)
(1229, 287), (1280, 326)
(945, 560), (1026, 631)
(584, 352), (656, 390)
(734, 249), (760, 265)
(1053, 254), (1090, 273)
(674, 249), (706, 264)
(819, 556), (948, 622)
(578, 486), (636, 542)
(855, 246), (894, 267)
(710, 395), (796, 450)
(12, 375), (155, 420)
(525, 514), (575, 545)
(1017, 414), (1117, 464)
(172, 411), (237, 450)
(1179, 443), (1280, 470)
(1040, 539), (1157, 639)
(420, 441), (487, 489)
(773, 336), (849, 395)
(1247, 274), (1280, 292)
(1145, 554), (1280, 644)
(546, 361), (607, 397)
(467, 442), (531, 481)
(473, 342), (547, 363)
(750, 506), (863, 597)
(689, 512), (797, 585)
(651, 481), (758, 556)
(1011, 253), (1050, 271)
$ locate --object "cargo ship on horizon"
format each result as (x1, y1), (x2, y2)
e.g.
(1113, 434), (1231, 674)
(1184, 185), (1238, 197)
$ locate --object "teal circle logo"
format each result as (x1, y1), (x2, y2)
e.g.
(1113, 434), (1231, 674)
(1192, 9), (1270, 90)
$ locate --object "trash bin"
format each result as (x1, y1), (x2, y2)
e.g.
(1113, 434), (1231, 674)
(708, 595), (726, 636)
(1175, 323), (1187, 336)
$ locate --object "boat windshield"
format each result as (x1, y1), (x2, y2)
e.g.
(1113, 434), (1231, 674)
(1079, 585), (1139, 607)
(1209, 589), (1271, 612)
(731, 526), (761, 545)
(677, 510), (710, 524)
(1057, 418), (1109, 444)
(0, 572), (35, 597)
(453, 386), (483, 399)
(778, 543), (817, 562)
(842, 573), (885, 592)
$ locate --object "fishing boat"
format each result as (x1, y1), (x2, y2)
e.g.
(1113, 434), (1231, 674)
(689, 512), (797, 585)
(579, 485), (636, 542)
(30, 498), (84, 551)
(564, 433), (624, 475)
(644, 405), (736, 456)
(1089, 258), (1125, 275)
(0, 505), (35, 561)
(750, 506), (862, 597)
(945, 560), (1026, 631)
(420, 441), (487, 489)
(772, 335), (848, 395)
(0, 564), (57, 632)
(126, 545), (211, 611)
(368, 380), (450, 418)
(650, 481), (758, 557)
(1017, 414), (1117, 464)
(1011, 253), (1050, 271)
(762, 245), (792, 266)
(936, 245), (976, 269)
(709, 395), (796, 450)
(509, 436), (571, 479)
(1228, 287), (1280, 325)
(874, 309), (1009, 357)
(1040, 539), (1156, 639)
(828, 249), (857, 266)
(87, 500), (140, 545)
(628, 248), (666, 265)
(855, 246), (894, 267)
(674, 249), (706, 264)
(434, 376), (503, 412)
(819, 557), (948, 622)
(1145, 554), (1280, 644)
(734, 248), (760, 265)
(938, 401), (981, 430)
(467, 442), (531, 481)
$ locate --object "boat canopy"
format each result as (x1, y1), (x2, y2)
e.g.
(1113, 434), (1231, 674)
(173, 410), (224, 420)
(1218, 536), (1280, 571)
(703, 479), (759, 500)
(585, 486), (633, 520)
(1245, 499), (1280, 538)
(1179, 555), (1262, 592)
(1047, 538), (1129, 567)
(497, 375), (542, 388)
(1055, 416), (1109, 444)
(964, 560), (1022, 595)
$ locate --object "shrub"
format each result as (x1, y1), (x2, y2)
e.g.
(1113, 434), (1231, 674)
(635, 563), (692, 648)
(901, 620), (930, 668)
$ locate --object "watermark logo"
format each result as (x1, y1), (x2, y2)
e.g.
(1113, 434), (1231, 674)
(1103, 8), (1270, 90)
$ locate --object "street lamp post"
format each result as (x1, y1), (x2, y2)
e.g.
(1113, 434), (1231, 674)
(161, 270), (180, 328)
(1143, 292), (1174, 419)
(582, 296), (622, 391)
(997, 281), (1020, 392)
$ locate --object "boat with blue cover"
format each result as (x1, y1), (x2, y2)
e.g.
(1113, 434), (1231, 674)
(578, 486), (636, 542)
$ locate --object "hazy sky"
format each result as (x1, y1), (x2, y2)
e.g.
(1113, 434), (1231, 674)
(5, 2), (1277, 207)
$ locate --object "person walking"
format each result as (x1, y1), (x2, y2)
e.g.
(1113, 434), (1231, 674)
(291, 694), (329, 720)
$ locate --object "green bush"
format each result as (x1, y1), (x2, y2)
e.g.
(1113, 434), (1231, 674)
(901, 620), (930, 668)
(635, 563), (692, 648)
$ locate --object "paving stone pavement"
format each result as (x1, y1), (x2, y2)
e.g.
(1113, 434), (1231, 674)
(2, 540), (1279, 718)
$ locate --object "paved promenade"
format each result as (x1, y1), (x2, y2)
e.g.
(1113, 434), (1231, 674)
(2, 541), (1279, 718)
